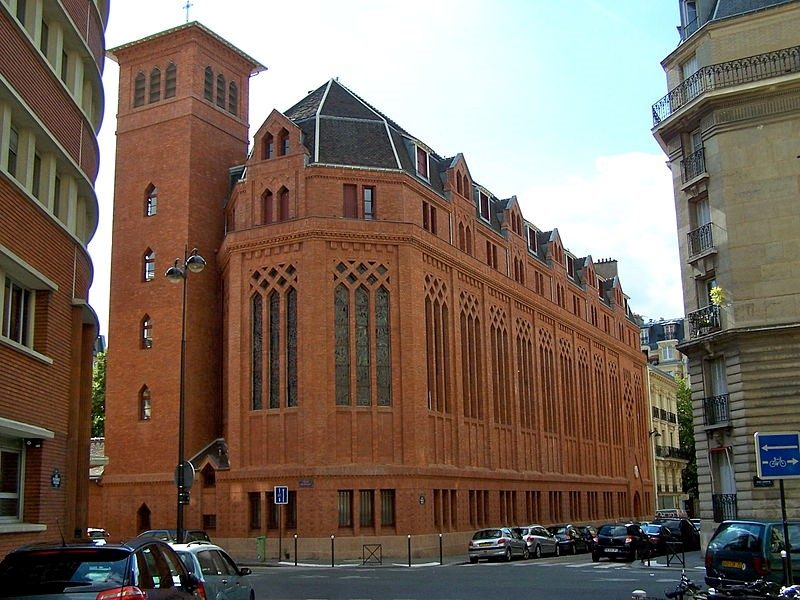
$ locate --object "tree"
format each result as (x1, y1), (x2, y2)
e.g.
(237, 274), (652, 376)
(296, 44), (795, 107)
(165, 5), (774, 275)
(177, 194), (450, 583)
(91, 351), (106, 438)
(676, 375), (698, 499)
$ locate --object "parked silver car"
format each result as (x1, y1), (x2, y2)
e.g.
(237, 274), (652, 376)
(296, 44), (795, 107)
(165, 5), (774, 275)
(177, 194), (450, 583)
(513, 524), (560, 558)
(171, 541), (254, 600)
(468, 527), (529, 563)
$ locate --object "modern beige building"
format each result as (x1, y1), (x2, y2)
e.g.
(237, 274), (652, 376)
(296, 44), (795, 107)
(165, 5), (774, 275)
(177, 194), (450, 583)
(652, 0), (800, 540)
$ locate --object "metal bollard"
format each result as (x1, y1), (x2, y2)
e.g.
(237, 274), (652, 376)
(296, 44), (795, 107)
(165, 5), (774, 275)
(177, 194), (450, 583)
(407, 534), (411, 568)
(294, 534), (298, 566)
(439, 533), (443, 565)
(331, 535), (335, 568)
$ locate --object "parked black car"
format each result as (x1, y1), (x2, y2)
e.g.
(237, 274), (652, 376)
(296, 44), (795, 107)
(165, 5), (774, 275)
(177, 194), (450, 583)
(643, 523), (675, 555)
(652, 517), (701, 551)
(576, 525), (598, 552)
(547, 523), (589, 555)
(0, 538), (198, 598)
(592, 522), (653, 562)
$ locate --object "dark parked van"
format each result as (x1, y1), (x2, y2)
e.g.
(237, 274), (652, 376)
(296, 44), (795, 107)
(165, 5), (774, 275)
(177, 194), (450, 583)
(705, 520), (800, 586)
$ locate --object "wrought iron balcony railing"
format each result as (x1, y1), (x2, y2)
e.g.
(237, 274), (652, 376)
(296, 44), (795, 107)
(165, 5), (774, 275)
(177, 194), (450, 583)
(703, 393), (730, 427)
(681, 147), (706, 182)
(688, 304), (720, 338)
(688, 222), (714, 258)
(667, 411), (677, 424)
(712, 493), (738, 522)
(652, 45), (800, 125)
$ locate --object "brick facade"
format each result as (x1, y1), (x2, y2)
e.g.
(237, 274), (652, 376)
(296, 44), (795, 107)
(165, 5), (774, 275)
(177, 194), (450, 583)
(99, 23), (652, 558)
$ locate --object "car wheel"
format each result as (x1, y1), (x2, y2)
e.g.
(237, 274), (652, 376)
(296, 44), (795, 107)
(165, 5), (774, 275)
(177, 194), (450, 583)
(523, 547), (530, 560)
(249, 592), (255, 600)
(534, 545), (542, 559)
(469, 556), (478, 564)
(555, 544), (560, 557)
(505, 548), (512, 562)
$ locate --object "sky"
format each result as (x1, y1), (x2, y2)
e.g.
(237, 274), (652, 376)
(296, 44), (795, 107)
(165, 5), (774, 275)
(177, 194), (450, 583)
(89, 0), (685, 340)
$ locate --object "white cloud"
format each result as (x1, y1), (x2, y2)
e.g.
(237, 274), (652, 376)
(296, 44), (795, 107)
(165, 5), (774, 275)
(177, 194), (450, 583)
(518, 152), (684, 321)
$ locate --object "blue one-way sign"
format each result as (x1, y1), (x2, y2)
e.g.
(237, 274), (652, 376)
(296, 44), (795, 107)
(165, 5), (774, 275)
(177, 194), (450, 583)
(755, 431), (800, 479)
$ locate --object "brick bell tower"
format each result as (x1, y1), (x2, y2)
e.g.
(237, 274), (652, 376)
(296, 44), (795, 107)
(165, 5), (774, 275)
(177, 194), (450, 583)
(102, 23), (264, 534)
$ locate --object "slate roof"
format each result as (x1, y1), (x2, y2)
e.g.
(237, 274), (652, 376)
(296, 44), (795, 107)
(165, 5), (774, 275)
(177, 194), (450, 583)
(711, 0), (797, 20)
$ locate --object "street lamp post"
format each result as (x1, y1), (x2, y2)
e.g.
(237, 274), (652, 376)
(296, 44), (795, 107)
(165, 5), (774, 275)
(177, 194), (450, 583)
(165, 247), (206, 543)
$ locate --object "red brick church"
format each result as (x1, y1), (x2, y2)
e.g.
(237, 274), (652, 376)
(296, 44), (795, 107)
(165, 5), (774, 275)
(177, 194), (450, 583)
(97, 22), (652, 558)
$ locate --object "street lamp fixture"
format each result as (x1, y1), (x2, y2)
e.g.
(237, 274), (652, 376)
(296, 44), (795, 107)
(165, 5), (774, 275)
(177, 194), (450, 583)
(165, 247), (205, 543)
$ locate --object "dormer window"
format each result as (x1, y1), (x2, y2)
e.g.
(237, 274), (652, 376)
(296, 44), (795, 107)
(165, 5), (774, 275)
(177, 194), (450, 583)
(479, 192), (490, 221)
(263, 133), (274, 160)
(279, 129), (289, 156)
(527, 227), (538, 253)
(566, 256), (575, 279)
(415, 146), (429, 179)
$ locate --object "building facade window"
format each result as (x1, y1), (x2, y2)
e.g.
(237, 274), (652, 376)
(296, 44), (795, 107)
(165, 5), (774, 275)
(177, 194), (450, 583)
(479, 192), (490, 221)
(333, 262), (392, 407)
(143, 249), (155, 281)
(380, 489), (395, 526)
(228, 82), (238, 115)
(145, 185), (157, 216)
(263, 134), (273, 160)
(32, 153), (41, 199)
(422, 201), (437, 234)
(7, 126), (19, 179)
(250, 265), (298, 410)
(262, 189), (273, 224)
(363, 186), (375, 219)
(343, 184), (357, 218)
(148, 68), (161, 104)
(133, 72), (145, 107)
(164, 63), (177, 99)
(203, 67), (213, 101)
(139, 386), (151, 420)
(359, 489), (374, 527)
(0, 441), (22, 520)
(141, 315), (152, 349)
(415, 146), (428, 179)
(338, 490), (353, 528)
(278, 188), (289, 221)
(279, 129), (289, 156)
(2, 276), (32, 347)
(216, 74), (225, 108)
(425, 276), (450, 413)
(248, 492), (261, 530)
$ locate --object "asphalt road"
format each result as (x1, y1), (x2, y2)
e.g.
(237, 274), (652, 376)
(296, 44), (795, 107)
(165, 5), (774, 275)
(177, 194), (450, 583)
(243, 550), (706, 600)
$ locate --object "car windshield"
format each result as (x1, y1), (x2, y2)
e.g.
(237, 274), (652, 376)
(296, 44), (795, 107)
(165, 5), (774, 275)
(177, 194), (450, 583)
(0, 548), (130, 596)
(708, 523), (764, 552)
(473, 529), (503, 540)
(515, 528), (530, 535)
(550, 527), (567, 534)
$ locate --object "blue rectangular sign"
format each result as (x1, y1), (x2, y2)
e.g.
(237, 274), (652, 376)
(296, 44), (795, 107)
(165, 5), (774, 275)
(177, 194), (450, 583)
(755, 431), (800, 479)
(274, 485), (289, 505)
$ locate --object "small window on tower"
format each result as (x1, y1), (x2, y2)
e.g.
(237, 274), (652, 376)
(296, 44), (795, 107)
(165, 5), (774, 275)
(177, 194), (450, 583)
(134, 72), (145, 107)
(416, 146), (429, 179)
(216, 74), (226, 108)
(145, 184), (157, 216)
(149, 67), (161, 103)
(139, 386), (152, 420)
(228, 81), (238, 115)
(141, 315), (153, 349)
(165, 63), (177, 99)
(203, 67), (213, 101)
(143, 249), (155, 281)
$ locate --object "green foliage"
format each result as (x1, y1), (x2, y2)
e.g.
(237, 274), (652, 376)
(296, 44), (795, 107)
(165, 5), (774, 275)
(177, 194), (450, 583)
(91, 351), (106, 438)
(676, 375), (698, 498)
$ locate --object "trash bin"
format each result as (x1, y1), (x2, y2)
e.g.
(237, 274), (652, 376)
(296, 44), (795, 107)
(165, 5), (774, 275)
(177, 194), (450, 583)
(256, 536), (267, 562)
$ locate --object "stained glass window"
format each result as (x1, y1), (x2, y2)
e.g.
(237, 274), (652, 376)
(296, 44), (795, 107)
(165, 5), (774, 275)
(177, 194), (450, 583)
(269, 291), (280, 409)
(355, 286), (371, 406)
(334, 284), (350, 405)
(286, 287), (297, 407)
(375, 287), (391, 406)
(251, 294), (262, 410)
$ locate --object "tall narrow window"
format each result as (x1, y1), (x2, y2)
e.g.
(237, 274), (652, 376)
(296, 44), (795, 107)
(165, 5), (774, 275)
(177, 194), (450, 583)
(203, 67), (213, 101)
(355, 286), (371, 406)
(149, 68), (161, 103)
(251, 293), (263, 410)
(334, 284), (351, 406)
(53, 175), (61, 219)
(139, 386), (152, 420)
(380, 489), (395, 526)
(143, 249), (155, 281)
(7, 127), (19, 179)
(15, 0), (27, 26)
(60, 49), (68, 83)
(2, 276), (32, 347)
(479, 192), (490, 220)
(268, 291), (280, 409)
(286, 288), (298, 407)
(360, 490), (374, 527)
(375, 287), (391, 406)
(338, 490), (353, 527)
(416, 146), (428, 179)
(263, 134), (274, 160)
(279, 129), (289, 156)
(278, 188), (289, 221)
(141, 315), (153, 349)
(343, 184), (357, 218)
(228, 81), (238, 115)
(262, 190), (273, 224)
(133, 72), (145, 107)
(363, 186), (375, 220)
(248, 492), (261, 530)
(164, 63), (177, 99)
(145, 185), (157, 216)
(40, 19), (49, 57)
(216, 74), (226, 108)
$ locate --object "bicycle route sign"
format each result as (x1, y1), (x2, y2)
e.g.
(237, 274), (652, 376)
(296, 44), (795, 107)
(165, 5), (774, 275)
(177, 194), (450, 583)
(755, 431), (800, 479)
